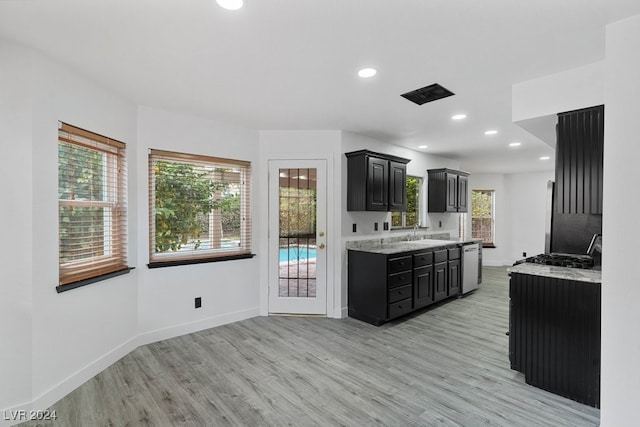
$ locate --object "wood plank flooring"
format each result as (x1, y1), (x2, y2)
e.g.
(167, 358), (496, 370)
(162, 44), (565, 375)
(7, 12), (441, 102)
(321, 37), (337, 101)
(20, 267), (600, 426)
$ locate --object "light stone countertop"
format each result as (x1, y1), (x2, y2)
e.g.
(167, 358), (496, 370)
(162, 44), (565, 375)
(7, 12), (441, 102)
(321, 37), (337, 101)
(346, 237), (483, 255)
(508, 263), (601, 284)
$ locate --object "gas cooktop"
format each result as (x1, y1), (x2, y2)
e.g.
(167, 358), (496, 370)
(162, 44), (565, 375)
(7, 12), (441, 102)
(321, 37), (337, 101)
(514, 253), (595, 269)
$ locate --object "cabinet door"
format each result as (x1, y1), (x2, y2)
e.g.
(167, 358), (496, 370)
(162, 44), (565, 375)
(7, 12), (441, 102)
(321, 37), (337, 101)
(414, 265), (434, 308)
(448, 259), (461, 296)
(446, 173), (458, 212)
(367, 157), (388, 211)
(457, 175), (468, 212)
(388, 161), (407, 212)
(433, 262), (448, 302)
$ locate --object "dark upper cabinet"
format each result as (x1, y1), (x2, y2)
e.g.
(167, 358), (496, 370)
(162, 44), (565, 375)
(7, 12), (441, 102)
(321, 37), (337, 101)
(428, 168), (470, 213)
(457, 174), (469, 212)
(367, 157), (388, 211)
(346, 150), (411, 212)
(555, 105), (604, 215)
(388, 161), (407, 211)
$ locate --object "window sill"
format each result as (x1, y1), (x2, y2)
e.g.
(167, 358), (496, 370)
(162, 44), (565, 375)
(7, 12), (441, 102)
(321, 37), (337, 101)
(147, 253), (256, 269)
(56, 267), (135, 293)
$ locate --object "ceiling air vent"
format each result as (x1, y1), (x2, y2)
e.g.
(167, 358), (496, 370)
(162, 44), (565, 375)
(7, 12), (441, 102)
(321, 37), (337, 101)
(401, 83), (454, 105)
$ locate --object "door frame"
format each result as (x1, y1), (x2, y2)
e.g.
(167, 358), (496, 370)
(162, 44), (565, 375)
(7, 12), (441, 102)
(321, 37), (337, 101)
(259, 153), (337, 318)
(267, 159), (327, 315)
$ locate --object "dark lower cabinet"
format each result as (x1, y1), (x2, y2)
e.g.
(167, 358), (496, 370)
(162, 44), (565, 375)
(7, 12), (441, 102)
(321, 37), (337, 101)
(348, 245), (462, 326)
(509, 272), (601, 408)
(413, 265), (434, 308)
(448, 259), (460, 296)
(433, 262), (448, 302)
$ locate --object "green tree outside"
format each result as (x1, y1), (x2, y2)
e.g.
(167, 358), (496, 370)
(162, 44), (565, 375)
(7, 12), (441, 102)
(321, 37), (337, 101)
(154, 161), (237, 253)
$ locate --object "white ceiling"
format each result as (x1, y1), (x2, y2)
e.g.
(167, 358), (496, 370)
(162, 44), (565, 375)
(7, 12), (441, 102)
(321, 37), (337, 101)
(2, 0), (639, 173)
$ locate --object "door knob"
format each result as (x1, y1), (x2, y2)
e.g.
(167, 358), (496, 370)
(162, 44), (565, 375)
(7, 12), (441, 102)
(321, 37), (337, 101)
(319, 243), (326, 249)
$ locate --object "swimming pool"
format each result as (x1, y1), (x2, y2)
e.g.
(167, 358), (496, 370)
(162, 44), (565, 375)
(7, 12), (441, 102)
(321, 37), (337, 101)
(279, 246), (317, 263)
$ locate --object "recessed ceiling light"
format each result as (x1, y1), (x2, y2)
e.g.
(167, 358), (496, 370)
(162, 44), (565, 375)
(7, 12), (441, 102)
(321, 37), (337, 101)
(358, 68), (377, 78)
(418, 145), (428, 149)
(484, 130), (498, 135)
(539, 156), (551, 160)
(509, 142), (521, 147)
(217, 0), (244, 10)
(452, 114), (467, 120)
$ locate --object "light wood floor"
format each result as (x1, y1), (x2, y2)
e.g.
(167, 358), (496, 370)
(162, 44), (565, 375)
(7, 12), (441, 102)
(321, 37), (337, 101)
(21, 267), (600, 426)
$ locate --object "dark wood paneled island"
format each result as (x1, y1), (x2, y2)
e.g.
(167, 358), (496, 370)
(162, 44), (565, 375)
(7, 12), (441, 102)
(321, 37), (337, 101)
(508, 264), (601, 408)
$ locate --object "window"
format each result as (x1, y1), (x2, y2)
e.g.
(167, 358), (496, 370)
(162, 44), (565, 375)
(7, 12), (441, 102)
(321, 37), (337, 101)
(472, 189), (495, 247)
(58, 123), (129, 291)
(391, 176), (421, 228)
(148, 149), (252, 267)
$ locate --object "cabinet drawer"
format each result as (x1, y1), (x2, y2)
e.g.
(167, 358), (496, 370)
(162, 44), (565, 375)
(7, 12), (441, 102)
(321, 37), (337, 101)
(388, 256), (412, 274)
(413, 252), (433, 267)
(448, 247), (461, 260)
(389, 298), (413, 319)
(388, 271), (412, 288)
(434, 249), (448, 263)
(388, 284), (412, 304)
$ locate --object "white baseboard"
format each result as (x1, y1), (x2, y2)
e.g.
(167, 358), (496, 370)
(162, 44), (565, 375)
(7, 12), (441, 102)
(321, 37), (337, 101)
(136, 307), (260, 347)
(1, 337), (137, 427)
(1, 307), (259, 427)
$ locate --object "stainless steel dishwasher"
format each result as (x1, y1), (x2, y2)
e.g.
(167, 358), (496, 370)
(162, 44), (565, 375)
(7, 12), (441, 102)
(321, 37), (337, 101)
(462, 243), (480, 294)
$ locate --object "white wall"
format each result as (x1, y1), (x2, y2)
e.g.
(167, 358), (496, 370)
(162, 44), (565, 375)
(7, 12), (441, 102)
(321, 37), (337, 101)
(504, 171), (554, 262)
(469, 171), (553, 267)
(258, 130), (343, 317)
(136, 106), (260, 343)
(512, 61), (605, 123)
(601, 14), (640, 427)
(29, 50), (140, 413)
(0, 39), (34, 412)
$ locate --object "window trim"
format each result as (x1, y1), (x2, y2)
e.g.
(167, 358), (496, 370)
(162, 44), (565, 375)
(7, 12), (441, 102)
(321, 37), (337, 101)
(57, 122), (130, 290)
(471, 189), (496, 247)
(148, 149), (254, 268)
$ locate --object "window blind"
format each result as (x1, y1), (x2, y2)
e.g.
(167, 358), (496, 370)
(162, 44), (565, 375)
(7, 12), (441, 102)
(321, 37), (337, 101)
(58, 123), (128, 286)
(148, 149), (252, 266)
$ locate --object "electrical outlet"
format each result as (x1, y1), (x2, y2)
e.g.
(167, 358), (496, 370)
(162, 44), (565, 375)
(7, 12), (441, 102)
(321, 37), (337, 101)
(374, 222), (378, 231)
(383, 222), (389, 230)
(195, 297), (202, 308)
(522, 252), (527, 257)
(352, 223), (357, 233)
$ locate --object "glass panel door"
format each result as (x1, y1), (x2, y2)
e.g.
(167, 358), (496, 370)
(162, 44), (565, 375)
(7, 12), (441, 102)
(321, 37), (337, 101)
(268, 160), (326, 315)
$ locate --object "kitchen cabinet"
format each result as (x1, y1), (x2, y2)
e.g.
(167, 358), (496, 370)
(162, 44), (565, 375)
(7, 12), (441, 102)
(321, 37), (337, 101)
(448, 247), (461, 296)
(427, 168), (470, 213)
(413, 251), (434, 308)
(509, 271), (601, 407)
(347, 250), (413, 326)
(348, 243), (463, 325)
(555, 105), (604, 215)
(345, 150), (411, 212)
